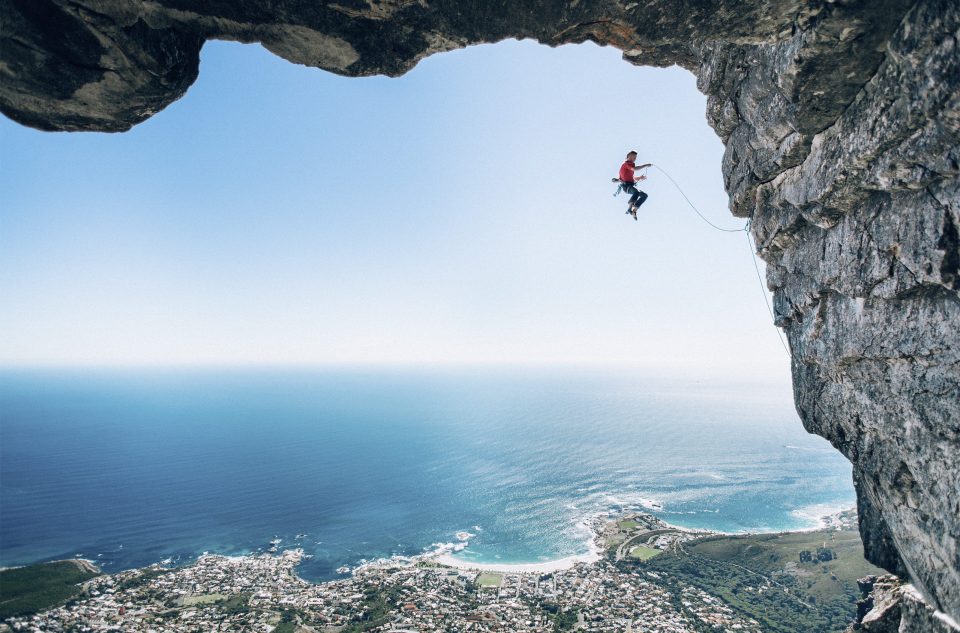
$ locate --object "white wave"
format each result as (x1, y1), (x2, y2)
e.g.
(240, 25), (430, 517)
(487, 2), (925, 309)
(429, 541), (459, 555)
(789, 502), (851, 529)
(434, 527), (602, 574)
(590, 490), (665, 512)
(350, 538), (467, 575)
(603, 493), (628, 506)
(784, 444), (836, 453)
(636, 497), (664, 511)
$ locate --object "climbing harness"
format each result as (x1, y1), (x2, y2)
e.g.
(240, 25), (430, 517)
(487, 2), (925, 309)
(619, 163), (791, 357)
(611, 165), (650, 197)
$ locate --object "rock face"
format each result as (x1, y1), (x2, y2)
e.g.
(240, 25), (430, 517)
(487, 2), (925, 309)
(2, 0), (958, 628)
(851, 575), (960, 633)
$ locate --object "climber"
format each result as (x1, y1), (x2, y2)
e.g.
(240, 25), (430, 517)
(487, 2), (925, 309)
(618, 151), (652, 220)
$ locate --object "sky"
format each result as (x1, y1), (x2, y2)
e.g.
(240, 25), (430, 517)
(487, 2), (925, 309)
(0, 39), (789, 378)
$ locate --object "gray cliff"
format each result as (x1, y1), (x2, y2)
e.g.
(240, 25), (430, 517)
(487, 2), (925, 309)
(2, 1), (957, 629)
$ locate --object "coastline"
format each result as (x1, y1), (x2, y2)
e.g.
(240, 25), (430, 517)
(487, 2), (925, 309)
(4, 506), (874, 633)
(422, 506), (857, 575)
(2, 506), (858, 582)
(353, 514), (609, 576)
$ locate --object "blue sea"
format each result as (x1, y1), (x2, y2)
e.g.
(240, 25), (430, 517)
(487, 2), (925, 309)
(0, 368), (854, 582)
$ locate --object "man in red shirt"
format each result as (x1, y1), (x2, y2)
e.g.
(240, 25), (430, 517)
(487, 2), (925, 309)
(619, 151), (652, 220)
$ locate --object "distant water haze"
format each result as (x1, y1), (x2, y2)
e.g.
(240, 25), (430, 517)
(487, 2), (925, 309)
(0, 368), (854, 582)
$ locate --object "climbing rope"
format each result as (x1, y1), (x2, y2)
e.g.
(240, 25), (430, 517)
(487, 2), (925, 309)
(645, 163), (792, 356)
(745, 226), (792, 356)
(650, 164), (746, 233)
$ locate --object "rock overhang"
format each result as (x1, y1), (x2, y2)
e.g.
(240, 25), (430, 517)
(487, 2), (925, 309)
(1, 1), (958, 629)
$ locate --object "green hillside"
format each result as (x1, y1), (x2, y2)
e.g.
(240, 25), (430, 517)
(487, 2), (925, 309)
(621, 529), (883, 633)
(0, 560), (100, 620)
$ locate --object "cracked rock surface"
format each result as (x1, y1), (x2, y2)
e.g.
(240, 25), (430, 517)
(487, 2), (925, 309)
(2, 1), (957, 629)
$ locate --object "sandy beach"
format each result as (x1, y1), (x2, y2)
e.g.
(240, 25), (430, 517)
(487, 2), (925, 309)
(430, 533), (603, 574)
(432, 550), (601, 574)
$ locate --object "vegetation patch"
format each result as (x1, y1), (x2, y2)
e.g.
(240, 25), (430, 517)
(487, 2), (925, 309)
(540, 601), (578, 631)
(271, 607), (300, 633)
(686, 529), (881, 606)
(415, 560), (451, 569)
(341, 585), (403, 632)
(0, 560), (100, 619)
(604, 533), (627, 548)
(114, 567), (168, 592)
(181, 593), (227, 606)
(620, 528), (883, 633)
(628, 545), (662, 560)
(476, 572), (503, 588)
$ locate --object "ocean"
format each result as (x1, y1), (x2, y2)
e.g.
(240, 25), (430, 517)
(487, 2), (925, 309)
(0, 367), (854, 582)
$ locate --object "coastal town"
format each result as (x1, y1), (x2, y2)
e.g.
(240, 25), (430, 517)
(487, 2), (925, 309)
(2, 512), (866, 633)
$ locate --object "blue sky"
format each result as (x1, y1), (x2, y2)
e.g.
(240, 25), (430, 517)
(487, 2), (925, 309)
(0, 39), (787, 377)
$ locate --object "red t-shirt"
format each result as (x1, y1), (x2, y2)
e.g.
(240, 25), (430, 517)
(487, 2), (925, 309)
(619, 160), (635, 183)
